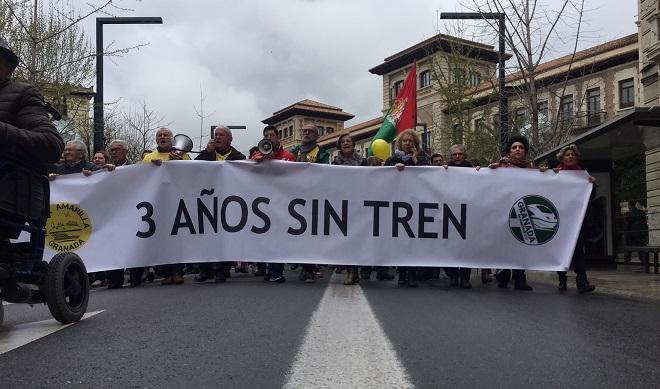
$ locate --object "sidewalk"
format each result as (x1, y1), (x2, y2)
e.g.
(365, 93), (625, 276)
(526, 266), (660, 301)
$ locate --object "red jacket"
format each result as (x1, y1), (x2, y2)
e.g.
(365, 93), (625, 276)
(251, 146), (295, 161)
(556, 163), (583, 171)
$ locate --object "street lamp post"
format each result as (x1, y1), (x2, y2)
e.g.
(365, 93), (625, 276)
(210, 125), (247, 138)
(440, 12), (508, 154)
(211, 126), (247, 139)
(94, 17), (163, 153)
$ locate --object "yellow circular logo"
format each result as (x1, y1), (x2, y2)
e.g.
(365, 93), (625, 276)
(46, 202), (93, 252)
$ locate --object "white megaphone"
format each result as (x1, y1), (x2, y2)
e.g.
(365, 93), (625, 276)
(172, 134), (193, 154)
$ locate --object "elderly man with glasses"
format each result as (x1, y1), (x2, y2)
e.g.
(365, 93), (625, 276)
(289, 124), (330, 282)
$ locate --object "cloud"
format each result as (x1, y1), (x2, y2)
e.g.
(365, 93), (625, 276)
(82, 0), (636, 155)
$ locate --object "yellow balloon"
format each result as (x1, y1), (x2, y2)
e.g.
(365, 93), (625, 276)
(371, 139), (390, 161)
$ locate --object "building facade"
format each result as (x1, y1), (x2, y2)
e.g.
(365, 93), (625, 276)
(639, 0), (660, 245)
(40, 84), (95, 146)
(465, 34), (639, 158)
(262, 99), (354, 151)
(368, 34), (501, 156)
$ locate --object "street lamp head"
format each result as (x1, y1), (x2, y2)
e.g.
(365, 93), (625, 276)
(440, 12), (504, 20)
(96, 17), (163, 25)
(93, 16), (163, 153)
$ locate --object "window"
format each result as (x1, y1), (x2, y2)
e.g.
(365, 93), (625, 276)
(469, 71), (481, 87)
(453, 69), (466, 85)
(452, 123), (463, 143)
(325, 127), (334, 134)
(316, 125), (324, 135)
(587, 88), (601, 125)
(420, 70), (431, 88)
(391, 80), (404, 101)
(619, 78), (635, 108)
(453, 69), (481, 87)
(53, 96), (68, 117)
(288, 126), (293, 138)
(492, 115), (500, 132)
(474, 118), (484, 131)
(538, 101), (549, 129)
(514, 108), (526, 125)
(587, 88), (601, 116)
(560, 94), (574, 121)
(422, 131), (432, 151)
(278, 130), (283, 139)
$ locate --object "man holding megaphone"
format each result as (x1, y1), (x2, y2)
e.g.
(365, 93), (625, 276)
(196, 125), (246, 162)
(142, 127), (191, 285)
(142, 127), (192, 165)
(193, 125), (246, 283)
(251, 125), (295, 162)
(249, 125), (294, 283)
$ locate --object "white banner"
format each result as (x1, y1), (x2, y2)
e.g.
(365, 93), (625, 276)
(44, 161), (592, 272)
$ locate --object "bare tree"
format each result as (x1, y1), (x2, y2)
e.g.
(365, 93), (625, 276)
(118, 100), (170, 162)
(453, 0), (586, 155)
(0, 0), (148, 142)
(193, 84), (215, 150)
(428, 30), (501, 163)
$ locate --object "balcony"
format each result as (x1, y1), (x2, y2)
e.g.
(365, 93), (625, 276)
(559, 111), (608, 135)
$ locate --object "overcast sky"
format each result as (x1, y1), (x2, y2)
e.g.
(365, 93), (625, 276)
(78, 0), (638, 154)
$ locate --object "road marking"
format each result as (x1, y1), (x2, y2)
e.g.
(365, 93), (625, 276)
(284, 274), (414, 389)
(0, 310), (103, 355)
(2, 301), (12, 306)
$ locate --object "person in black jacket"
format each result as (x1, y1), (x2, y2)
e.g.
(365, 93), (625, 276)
(442, 144), (479, 288)
(489, 135), (534, 291)
(194, 125), (246, 283)
(384, 129), (428, 287)
(51, 139), (100, 177)
(0, 38), (63, 174)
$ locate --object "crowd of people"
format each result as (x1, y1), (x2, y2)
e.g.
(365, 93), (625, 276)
(0, 34), (595, 295)
(48, 119), (596, 295)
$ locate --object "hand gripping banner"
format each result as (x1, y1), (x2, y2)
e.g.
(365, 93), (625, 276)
(44, 161), (592, 273)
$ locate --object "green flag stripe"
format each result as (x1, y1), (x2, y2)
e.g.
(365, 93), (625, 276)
(373, 117), (397, 144)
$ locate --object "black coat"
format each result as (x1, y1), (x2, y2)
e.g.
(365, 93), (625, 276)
(195, 146), (246, 161)
(446, 160), (473, 167)
(55, 160), (99, 175)
(384, 151), (429, 167)
(0, 79), (63, 173)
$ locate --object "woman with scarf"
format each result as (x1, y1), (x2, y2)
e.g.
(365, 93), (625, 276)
(489, 135), (534, 291)
(384, 129), (429, 287)
(552, 144), (596, 293)
(333, 133), (367, 285)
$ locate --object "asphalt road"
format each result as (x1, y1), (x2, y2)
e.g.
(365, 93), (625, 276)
(1, 268), (659, 389)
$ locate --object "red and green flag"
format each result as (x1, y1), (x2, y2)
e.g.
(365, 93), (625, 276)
(371, 60), (417, 149)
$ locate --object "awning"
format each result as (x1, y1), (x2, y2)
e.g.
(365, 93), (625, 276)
(534, 107), (660, 163)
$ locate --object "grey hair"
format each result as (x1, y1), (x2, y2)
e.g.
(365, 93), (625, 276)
(448, 144), (468, 158)
(156, 127), (173, 137)
(556, 144), (581, 161)
(67, 139), (88, 160)
(109, 139), (128, 150)
(214, 124), (232, 137)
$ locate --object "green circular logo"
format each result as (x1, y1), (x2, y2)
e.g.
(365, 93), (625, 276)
(509, 195), (559, 245)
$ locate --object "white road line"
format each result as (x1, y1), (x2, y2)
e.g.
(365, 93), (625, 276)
(0, 310), (104, 355)
(284, 274), (414, 389)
